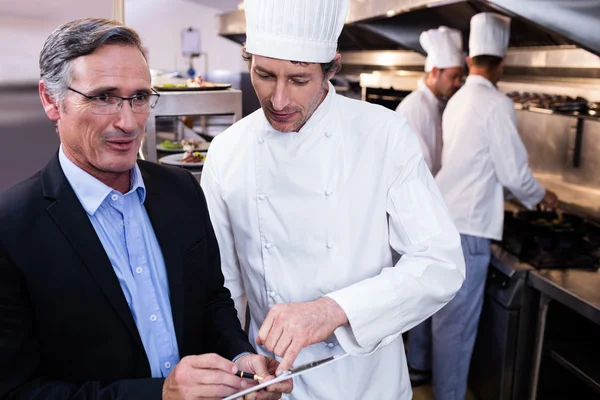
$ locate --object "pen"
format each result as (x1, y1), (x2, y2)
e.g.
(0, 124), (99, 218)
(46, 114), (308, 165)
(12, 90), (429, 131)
(235, 370), (264, 381)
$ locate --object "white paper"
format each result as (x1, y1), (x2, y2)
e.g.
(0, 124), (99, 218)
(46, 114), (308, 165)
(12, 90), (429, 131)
(181, 28), (201, 56)
(222, 353), (349, 400)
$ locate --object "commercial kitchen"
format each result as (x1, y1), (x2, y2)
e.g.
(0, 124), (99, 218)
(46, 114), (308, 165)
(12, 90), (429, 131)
(1, 0), (600, 399)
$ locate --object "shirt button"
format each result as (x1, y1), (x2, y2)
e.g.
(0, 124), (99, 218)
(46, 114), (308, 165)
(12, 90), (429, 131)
(257, 137), (265, 144)
(326, 242), (335, 249)
(257, 194), (266, 200)
(327, 343), (335, 348)
(136, 267), (143, 274)
(325, 132), (332, 138)
(164, 361), (171, 369)
(111, 194), (119, 201)
(265, 243), (273, 249)
(269, 291), (277, 298)
(325, 190), (333, 196)
(150, 314), (157, 322)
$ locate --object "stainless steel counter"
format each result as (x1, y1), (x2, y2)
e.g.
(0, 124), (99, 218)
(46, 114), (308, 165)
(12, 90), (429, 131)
(527, 264), (600, 399)
(529, 269), (600, 325)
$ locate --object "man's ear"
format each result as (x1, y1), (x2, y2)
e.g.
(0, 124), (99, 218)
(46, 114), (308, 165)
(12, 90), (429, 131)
(39, 80), (61, 121)
(465, 56), (472, 69)
(327, 52), (342, 80)
(242, 46), (253, 73)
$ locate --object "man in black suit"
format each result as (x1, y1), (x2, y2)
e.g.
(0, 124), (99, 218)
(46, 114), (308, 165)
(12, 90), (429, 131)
(0, 18), (292, 400)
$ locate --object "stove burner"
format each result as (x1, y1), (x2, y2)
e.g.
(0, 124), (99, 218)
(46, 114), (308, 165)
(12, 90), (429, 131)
(502, 215), (599, 270)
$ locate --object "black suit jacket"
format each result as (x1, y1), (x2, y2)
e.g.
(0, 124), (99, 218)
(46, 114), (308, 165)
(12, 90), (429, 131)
(0, 154), (255, 399)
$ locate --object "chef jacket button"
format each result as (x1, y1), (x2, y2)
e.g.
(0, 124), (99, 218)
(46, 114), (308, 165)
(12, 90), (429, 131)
(257, 137), (265, 144)
(327, 343), (335, 348)
(325, 190), (333, 196)
(257, 193), (266, 200)
(324, 132), (332, 138)
(326, 242), (335, 249)
(265, 243), (273, 249)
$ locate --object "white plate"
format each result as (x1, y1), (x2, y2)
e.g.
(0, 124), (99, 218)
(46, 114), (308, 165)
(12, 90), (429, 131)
(158, 152), (205, 167)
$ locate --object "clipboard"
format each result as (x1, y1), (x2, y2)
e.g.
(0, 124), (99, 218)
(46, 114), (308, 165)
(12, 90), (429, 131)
(222, 353), (349, 400)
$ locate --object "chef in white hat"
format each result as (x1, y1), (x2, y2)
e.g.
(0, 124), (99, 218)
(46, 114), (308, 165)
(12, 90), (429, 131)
(397, 27), (465, 388)
(201, 1), (465, 399)
(428, 12), (558, 399)
(396, 26), (464, 176)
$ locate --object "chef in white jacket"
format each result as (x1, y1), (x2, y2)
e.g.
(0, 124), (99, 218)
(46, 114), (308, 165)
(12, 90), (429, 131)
(396, 26), (464, 176)
(201, 0), (465, 399)
(398, 27), (466, 388)
(428, 13), (559, 400)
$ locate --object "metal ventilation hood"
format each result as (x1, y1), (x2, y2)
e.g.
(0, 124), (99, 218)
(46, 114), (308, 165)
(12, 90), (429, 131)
(218, 0), (600, 56)
(217, 8), (407, 51)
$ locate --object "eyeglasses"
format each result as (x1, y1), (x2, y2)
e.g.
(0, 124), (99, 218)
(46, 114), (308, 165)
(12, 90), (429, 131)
(67, 87), (160, 115)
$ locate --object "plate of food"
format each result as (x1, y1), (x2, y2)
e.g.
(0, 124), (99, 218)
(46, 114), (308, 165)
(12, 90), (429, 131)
(157, 139), (210, 153)
(158, 151), (207, 167)
(154, 76), (231, 91)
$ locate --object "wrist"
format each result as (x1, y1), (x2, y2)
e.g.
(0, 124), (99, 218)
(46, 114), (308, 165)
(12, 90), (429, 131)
(319, 296), (348, 329)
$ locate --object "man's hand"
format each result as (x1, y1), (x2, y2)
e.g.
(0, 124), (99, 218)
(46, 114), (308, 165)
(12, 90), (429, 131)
(234, 354), (293, 399)
(256, 297), (348, 375)
(541, 189), (558, 210)
(162, 354), (249, 400)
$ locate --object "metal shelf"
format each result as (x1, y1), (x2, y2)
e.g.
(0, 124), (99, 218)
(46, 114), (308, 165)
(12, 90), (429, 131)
(550, 345), (600, 394)
(514, 106), (599, 168)
(516, 106), (600, 122)
(143, 89), (242, 163)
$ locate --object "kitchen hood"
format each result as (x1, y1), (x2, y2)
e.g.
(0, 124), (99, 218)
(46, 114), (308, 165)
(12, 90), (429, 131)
(218, 0), (600, 56)
(217, 9), (407, 51)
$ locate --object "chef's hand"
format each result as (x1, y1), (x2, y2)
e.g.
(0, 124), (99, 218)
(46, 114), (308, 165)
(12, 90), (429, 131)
(541, 189), (558, 210)
(162, 354), (248, 400)
(256, 297), (348, 375)
(234, 354), (293, 399)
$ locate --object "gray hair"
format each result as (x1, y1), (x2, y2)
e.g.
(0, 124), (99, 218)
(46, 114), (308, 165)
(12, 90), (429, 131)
(39, 18), (147, 104)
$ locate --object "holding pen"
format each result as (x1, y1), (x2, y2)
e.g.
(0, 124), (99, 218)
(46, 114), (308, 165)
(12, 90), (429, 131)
(235, 370), (264, 381)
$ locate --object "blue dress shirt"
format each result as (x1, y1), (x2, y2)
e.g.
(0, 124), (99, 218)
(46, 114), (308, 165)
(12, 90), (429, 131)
(59, 146), (179, 378)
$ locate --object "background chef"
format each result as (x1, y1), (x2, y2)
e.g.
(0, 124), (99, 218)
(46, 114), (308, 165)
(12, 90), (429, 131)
(396, 26), (464, 176)
(427, 12), (559, 400)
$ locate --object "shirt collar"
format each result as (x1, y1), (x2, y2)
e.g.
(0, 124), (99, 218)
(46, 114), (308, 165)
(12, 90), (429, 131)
(58, 145), (146, 216)
(466, 75), (496, 90)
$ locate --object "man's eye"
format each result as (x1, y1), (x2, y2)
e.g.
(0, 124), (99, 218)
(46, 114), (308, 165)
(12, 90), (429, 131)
(257, 73), (271, 79)
(133, 94), (149, 102)
(292, 80), (309, 86)
(92, 94), (111, 103)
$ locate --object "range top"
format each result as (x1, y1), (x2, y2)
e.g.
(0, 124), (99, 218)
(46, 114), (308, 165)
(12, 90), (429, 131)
(501, 211), (600, 270)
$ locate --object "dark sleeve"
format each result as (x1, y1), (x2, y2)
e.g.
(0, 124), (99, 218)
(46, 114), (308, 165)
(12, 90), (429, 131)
(186, 171), (256, 360)
(0, 244), (165, 400)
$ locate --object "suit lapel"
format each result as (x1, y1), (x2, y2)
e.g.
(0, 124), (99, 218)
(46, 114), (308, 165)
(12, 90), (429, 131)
(42, 154), (145, 351)
(140, 165), (185, 353)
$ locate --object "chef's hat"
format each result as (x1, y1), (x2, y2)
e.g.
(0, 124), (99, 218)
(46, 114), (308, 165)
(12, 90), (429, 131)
(469, 12), (511, 58)
(420, 26), (464, 72)
(244, 0), (349, 63)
